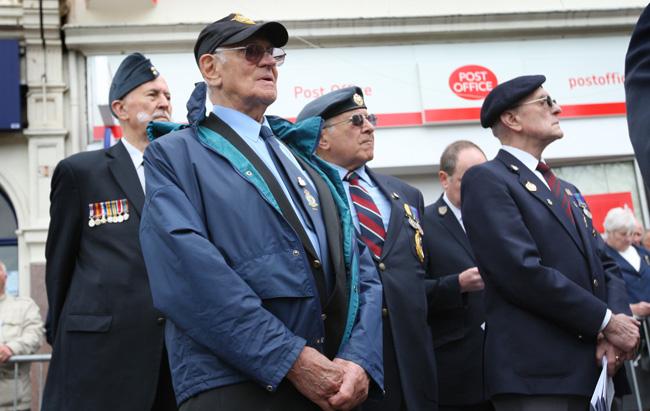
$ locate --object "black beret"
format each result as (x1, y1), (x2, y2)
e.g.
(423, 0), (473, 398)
(109, 53), (160, 115)
(296, 87), (367, 122)
(480, 74), (546, 128)
(194, 13), (288, 64)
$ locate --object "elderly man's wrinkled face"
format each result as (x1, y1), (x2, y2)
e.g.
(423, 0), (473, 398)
(115, 76), (172, 137)
(214, 37), (279, 116)
(512, 87), (563, 144)
(318, 108), (375, 171)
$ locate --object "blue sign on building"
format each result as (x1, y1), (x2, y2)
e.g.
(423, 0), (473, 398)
(0, 40), (21, 131)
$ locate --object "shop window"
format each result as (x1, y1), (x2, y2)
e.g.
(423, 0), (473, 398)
(554, 160), (645, 229)
(0, 190), (18, 295)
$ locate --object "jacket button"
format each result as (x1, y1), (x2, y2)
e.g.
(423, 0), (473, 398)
(266, 385), (273, 392)
(321, 313), (327, 321)
(312, 259), (321, 268)
(157, 317), (165, 325)
(382, 308), (388, 317)
(593, 279), (599, 288)
(292, 249), (300, 257)
(378, 263), (386, 271)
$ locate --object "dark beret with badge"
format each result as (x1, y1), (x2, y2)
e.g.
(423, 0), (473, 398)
(480, 74), (546, 128)
(109, 52), (160, 116)
(296, 86), (367, 122)
(194, 13), (289, 63)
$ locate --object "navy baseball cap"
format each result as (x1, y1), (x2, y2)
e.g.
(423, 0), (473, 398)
(193, 13), (288, 64)
(480, 75), (546, 128)
(109, 53), (160, 116)
(296, 87), (367, 122)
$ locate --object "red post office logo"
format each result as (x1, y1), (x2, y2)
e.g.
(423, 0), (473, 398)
(449, 65), (498, 100)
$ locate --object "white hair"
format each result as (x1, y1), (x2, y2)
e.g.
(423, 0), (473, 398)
(603, 207), (636, 234)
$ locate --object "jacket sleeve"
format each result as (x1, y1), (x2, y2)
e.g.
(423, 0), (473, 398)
(44, 160), (83, 344)
(139, 142), (305, 391)
(625, 4), (650, 188)
(594, 234), (632, 315)
(335, 239), (384, 390)
(6, 299), (44, 356)
(461, 165), (607, 337)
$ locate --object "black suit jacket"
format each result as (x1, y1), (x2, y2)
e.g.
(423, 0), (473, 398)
(461, 149), (630, 398)
(42, 141), (174, 411)
(361, 169), (438, 411)
(422, 195), (486, 406)
(626, 4), (650, 187)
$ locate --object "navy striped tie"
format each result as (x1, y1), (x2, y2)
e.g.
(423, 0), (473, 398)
(345, 171), (386, 260)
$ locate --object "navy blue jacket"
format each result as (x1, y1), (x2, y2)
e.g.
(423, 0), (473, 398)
(361, 170), (438, 411)
(423, 195), (486, 406)
(139, 89), (383, 404)
(605, 244), (650, 305)
(626, 4), (650, 187)
(461, 149), (630, 398)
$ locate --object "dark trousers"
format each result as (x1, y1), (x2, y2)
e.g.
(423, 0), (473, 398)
(440, 402), (494, 411)
(179, 381), (320, 411)
(492, 395), (589, 411)
(359, 314), (405, 411)
(152, 346), (178, 411)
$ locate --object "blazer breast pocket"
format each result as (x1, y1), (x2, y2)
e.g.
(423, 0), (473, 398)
(65, 314), (112, 333)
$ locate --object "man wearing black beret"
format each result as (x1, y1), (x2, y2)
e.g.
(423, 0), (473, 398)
(461, 75), (639, 410)
(297, 87), (439, 411)
(139, 13), (383, 411)
(43, 53), (176, 411)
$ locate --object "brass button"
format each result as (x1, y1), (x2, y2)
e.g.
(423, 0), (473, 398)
(593, 278), (599, 288)
(266, 385), (274, 392)
(321, 313), (327, 321)
(378, 262), (386, 271)
(157, 317), (165, 325)
(382, 308), (388, 317)
(292, 249), (300, 257)
(312, 259), (321, 268)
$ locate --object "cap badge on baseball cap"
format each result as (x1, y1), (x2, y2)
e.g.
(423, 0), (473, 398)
(231, 13), (256, 25)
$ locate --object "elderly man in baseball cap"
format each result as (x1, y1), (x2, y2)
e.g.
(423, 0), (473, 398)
(139, 13), (384, 411)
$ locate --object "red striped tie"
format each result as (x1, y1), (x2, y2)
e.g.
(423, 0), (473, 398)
(345, 171), (386, 260)
(536, 161), (575, 223)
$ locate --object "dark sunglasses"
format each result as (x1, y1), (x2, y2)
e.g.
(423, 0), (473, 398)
(518, 95), (558, 108)
(213, 44), (286, 66)
(323, 113), (377, 128)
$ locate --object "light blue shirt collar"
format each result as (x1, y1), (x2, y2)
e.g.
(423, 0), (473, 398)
(212, 105), (269, 143)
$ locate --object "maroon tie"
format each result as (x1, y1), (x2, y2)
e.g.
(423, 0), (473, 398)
(345, 172), (386, 260)
(536, 161), (574, 223)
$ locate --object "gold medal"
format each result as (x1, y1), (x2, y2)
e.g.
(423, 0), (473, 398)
(414, 232), (425, 263)
(304, 189), (318, 209)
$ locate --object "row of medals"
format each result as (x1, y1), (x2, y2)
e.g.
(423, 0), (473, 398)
(88, 200), (130, 227)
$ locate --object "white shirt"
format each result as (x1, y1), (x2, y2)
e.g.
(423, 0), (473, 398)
(619, 246), (642, 272)
(442, 192), (464, 231)
(500, 145), (612, 331)
(120, 137), (145, 193)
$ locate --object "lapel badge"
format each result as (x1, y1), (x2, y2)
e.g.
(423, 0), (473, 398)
(525, 181), (537, 192)
(391, 192), (400, 200)
(438, 205), (448, 216)
(297, 176), (307, 187)
(582, 207), (592, 219)
(564, 188), (573, 196)
(304, 189), (319, 209)
(510, 164), (520, 172)
(546, 198), (553, 206)
(592, 228), (598, 237)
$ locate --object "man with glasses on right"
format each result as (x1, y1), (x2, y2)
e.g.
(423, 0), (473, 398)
(461, 75), (640, 410)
